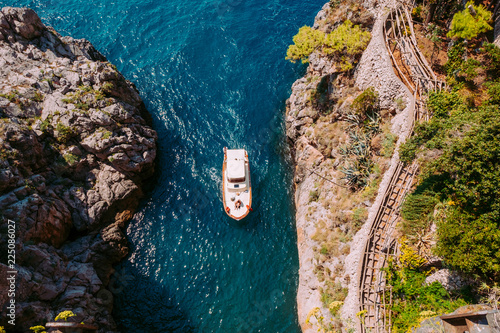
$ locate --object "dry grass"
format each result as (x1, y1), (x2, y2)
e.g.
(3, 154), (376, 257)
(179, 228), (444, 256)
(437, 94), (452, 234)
(413, 23), (448, 80)
(322, 0), (374, 33)
(313, 119), (347, 157)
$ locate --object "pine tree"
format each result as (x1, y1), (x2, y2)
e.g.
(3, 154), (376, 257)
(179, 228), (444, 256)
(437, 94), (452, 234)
(286, 26), (325, 63)
(286, 20), (370, 70)
(447, 1), (492, 40)
(323, 20), (371, 71)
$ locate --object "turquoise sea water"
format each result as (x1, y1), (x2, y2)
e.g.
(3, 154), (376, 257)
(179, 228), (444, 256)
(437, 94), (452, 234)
(1, 0), (326, 331)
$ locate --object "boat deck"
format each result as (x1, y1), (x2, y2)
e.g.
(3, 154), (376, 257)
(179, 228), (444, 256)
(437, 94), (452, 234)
(222, 149), (251, 220)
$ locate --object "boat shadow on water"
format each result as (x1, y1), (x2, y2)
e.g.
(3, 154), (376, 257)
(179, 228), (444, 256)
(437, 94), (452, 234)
(112, 262), (197, 333)
(224, 208), (259, 229)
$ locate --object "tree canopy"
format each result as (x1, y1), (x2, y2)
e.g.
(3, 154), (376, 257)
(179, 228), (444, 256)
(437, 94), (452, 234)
(286, 20), (370, 70)
(286, 26), (325, 64)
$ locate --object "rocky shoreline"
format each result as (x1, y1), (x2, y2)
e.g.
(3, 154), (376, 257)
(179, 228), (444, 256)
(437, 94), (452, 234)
(0, 7), (156, 332)
(285, 0), (413, 331)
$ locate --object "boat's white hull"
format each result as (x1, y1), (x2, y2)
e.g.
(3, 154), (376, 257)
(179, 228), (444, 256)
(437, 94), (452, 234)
(222, 148), (252, 220)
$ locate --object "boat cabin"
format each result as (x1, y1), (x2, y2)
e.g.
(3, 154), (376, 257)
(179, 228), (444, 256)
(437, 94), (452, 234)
(225, 149), (248, 191)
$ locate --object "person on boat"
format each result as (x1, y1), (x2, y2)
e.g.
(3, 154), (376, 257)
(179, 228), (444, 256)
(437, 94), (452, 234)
(235, 200), (242, 209)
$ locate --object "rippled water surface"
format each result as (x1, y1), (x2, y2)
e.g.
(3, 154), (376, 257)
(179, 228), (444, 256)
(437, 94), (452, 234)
(1, 0), (326, 331)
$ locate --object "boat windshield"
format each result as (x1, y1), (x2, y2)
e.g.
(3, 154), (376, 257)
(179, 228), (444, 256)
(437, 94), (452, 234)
(229, 176), (245, 183)
(227, 159), (246, 183)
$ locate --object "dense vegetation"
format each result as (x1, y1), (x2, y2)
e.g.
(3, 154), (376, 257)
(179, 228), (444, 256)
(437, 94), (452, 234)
(400, 2), (500, 282)
(385, 241), (469, 332)
(391, 0), (500, 330)
(400, 41), (500, 281)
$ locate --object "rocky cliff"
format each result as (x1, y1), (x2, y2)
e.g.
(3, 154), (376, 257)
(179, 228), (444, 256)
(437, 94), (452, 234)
(285, 0), (413, 331)
(0, 7), (157, 332)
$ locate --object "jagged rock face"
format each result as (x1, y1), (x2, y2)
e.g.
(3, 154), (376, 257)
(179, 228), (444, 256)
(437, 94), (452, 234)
(0, 7), (157, 332)
(285, 1), (414, 331)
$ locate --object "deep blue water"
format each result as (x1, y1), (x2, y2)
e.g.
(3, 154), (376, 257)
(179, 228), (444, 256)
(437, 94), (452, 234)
(1, 0), (326, 331)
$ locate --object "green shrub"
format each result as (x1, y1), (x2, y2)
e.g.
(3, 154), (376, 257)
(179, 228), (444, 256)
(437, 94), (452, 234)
(401, 190), (440, 222)
(351, 207), (367, 233)
(413, 104), (500, 280)
(436, 206), (500, 278)
(401, 80), (500, 279)
(323, 20), (371, 71)
(55, 123), (75, 143)
(320, 280), (348, 313)
(385, 243), (468, 332)
(394, 97), (406, 111)
(95, 90), (105, 101)
(79, 85), (93, 93)
(429, 105), (500, 279)
(75, 101), (89, 111)
(485, 80), (500, 105)
(399, 138), (418, 164)
(102, 82), (114, 93)
(460, 58), (481, 81)
(362, 164), (382, 201)
(29, 326), (46, 333)
(0, 90), (20, 104)
(102, 129), (112, 139)
(399, 120), (442, 163)
(482, 43), (500, 78)
(309, 189), (320, 202)
(40, 119), (51, 133)
(381, 132), (397, 158)
(400, 90), (463, 163)
(445, 41), (465, 76)
(352, 87), (378, 116)
(427, 90), (461, 119)
(286, 26), (325, 63)
(63, 153), (79, 165)
(55, 310), (76, 322)
(32, 91), (44, 102)
(411, 5), (423, 21)
(399, 193), (438, 238)
(447, 1), (492, 40)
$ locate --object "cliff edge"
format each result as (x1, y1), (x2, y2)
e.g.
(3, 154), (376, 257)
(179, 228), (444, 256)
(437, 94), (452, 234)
(285, 0), (413, 331)
(0, 7), (157, 332)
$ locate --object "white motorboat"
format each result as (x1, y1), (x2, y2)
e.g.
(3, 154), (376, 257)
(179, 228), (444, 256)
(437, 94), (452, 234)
(222, 147), (252, 220)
